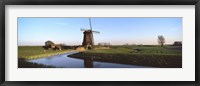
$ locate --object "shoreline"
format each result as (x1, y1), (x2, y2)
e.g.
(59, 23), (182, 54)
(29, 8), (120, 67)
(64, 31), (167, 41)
(19, 50), (78, 60)
(68, 52), (182, 68)
(18, 58), (56, 68)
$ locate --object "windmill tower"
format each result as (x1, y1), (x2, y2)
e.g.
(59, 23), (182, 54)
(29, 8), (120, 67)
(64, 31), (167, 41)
(81, 18), (100, 49)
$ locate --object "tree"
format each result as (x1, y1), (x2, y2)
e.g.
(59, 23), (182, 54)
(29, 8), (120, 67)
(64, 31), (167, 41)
(158, 35), (165, 47)
(45, 40), (55, 47)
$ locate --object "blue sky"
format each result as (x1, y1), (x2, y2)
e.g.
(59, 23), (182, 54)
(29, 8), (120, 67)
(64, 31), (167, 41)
(18, 17), (182, 46)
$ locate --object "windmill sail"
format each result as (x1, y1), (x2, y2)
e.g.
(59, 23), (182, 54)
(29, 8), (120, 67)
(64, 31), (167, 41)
(89, 18), (92, 30)
(90, 18), (94, 45)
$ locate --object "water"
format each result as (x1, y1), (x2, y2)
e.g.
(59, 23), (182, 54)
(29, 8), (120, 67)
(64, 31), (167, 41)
(28, 52), (148, 68)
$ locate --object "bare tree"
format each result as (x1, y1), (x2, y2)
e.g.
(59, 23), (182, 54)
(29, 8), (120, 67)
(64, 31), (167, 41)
(158, 35), (165, 47)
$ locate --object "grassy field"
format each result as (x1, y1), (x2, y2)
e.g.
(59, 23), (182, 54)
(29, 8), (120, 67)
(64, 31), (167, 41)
(69, 45), (182, 68)
(18, 46), (77, 60)
(18, 45), (182, 68)
(91, 45), (181, 55)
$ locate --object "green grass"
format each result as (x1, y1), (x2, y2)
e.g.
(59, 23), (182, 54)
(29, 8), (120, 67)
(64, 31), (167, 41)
(88, 45), (182, 55)
(18, 46), (77, 60)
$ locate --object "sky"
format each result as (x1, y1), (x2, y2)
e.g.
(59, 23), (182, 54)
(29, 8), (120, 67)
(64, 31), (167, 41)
(18, 17), (182, 46)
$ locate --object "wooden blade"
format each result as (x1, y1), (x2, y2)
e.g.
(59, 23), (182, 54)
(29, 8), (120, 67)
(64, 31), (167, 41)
(92, 31), (100, 33)
(80, 27), (90, 31)
(89, 18), (92, 30)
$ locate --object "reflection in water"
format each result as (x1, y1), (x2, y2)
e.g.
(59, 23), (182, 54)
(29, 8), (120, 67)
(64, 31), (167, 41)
(27, 52), (148, 68)
(84, 59), (93, 68)
(79, 57), (148, 68)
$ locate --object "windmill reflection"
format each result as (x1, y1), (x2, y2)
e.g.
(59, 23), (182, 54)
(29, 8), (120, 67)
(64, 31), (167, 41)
(83, 58), (94, 68)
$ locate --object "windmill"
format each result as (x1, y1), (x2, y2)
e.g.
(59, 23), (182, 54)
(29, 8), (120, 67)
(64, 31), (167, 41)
(81, 18), (100, 49)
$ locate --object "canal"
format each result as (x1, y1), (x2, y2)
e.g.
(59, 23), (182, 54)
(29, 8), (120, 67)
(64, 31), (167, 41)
(27, 52), (149, 68)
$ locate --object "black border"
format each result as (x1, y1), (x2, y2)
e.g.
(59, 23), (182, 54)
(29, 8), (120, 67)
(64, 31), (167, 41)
(0, 0), (199, 86)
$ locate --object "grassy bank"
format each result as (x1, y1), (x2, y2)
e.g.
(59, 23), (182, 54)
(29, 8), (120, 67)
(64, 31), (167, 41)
(69, 45), (182, 68)
(18, 46), (77, 60)
(18, 58), (55, 68)
(93, 45), (181, 55)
